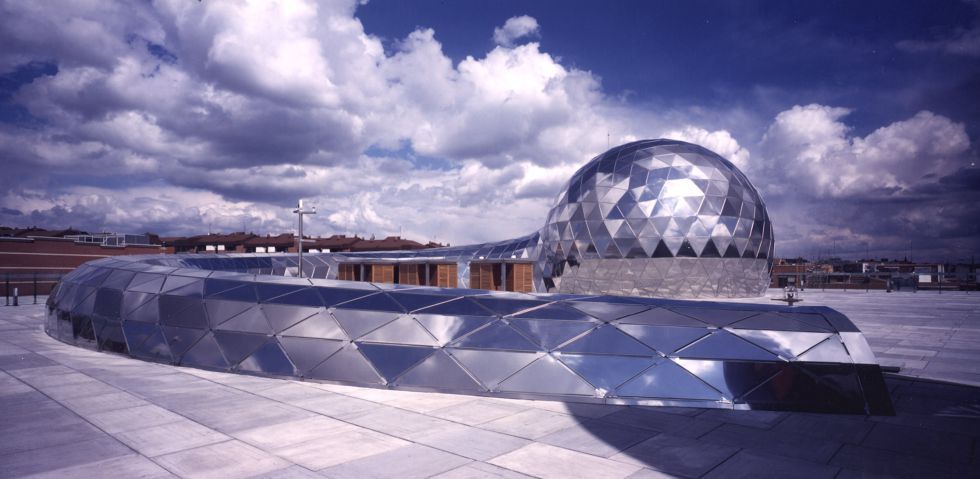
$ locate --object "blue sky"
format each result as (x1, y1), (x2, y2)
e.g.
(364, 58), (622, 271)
(0, 0), (977, 261)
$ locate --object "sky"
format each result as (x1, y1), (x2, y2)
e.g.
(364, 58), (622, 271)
(0, 0), (978, 261)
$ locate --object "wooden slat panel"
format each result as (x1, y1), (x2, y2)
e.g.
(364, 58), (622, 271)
(508, 263), (533, 293)
(399, 263), (419, 285)
(339, 263), (359, 281)
(434, 263), (457, 288)
(371, 264), (395, 284)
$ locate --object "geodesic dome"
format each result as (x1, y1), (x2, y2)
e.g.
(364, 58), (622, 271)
(537, 139), (774, 298)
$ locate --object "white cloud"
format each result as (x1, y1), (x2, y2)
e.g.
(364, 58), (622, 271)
(661, 126), (751, 171)
(493, 15), (540, 47)
(898, 26), (980, 57)
(761, 104), (970, 197)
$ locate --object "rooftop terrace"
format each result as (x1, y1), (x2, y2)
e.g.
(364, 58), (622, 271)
(1, 290), (978, 478)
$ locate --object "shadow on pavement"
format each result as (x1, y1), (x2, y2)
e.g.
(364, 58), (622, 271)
(561, 375), (980, 478)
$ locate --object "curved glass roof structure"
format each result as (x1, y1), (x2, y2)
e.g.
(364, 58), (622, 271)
(44, 252), (892, 414)
(41, 139), (893, 414)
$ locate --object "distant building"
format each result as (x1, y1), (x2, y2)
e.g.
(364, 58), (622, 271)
(0, 227), (162, 296)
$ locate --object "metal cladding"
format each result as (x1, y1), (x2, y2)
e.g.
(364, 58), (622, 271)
(45, 256), (894, 415)
(537, 139), (774, 298)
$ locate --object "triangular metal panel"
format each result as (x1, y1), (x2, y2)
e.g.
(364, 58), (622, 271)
(673, 359), (784, 402)
(616, 360), (723, 400)
(255, 283), (307, 303)
(316, 287), (375, 307)
(101, 270), (136, 290)
(126, 273), (166, 294)
(158, 295), (208, 329)
(281, 310), (347, 340)
(729, 312), (834, 332)
(451, 321), (540, 352)
(212, 330), (269, 365)
(668, 307), (758, 327)
(509, 319), (595, 350)
(131, 329), (172, 363)
(674, 330), (779, 361)
(331, 309), (400, 339)
(164, 281), (205, 298)
(307, 344), (383, 385)
(122, 321), (160, 352)
(471, 297), (549, 316)
(205, 283), (258, 302)
(448, 349), (542, 389)
(394, 350), (484, 392)
(214, 306), (273, 334)
(414, 297), (490, 316)
(260, 304), (320, 333)
(568, 301), (650, 321)
(238, 340), (296, 376)
(204, 299), (253, 328)
(796, 337), (852, 363)
(161, 326), (208, 360)
(355, 343), (437, 382)
(618, 308), (707, 328)
(728, 330), (832, 360)
(334, 292), (405, 313)
(279, 336), (345, 374)
(96, 321), (127, 353)
(180, 332), (229, 370)
(511, 303), (596, 321)
(498, 355), (596, 396)
(559, 325), (654, 356)
(160, 275), (203, 295)
(359, 315), (438, 346)
(616, 324), (710, 355)
(414, 314), (494, 346)
(265, 288), (323, 307)
(559, 354), (656, 394)
(124, 296), (160, 323)
(387, 292), (458, 313)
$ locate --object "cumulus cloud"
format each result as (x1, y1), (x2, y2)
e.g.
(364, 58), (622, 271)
(661, 126), (751, 171)
(760, 104), (970, 197)
(493, 15), (540, 47)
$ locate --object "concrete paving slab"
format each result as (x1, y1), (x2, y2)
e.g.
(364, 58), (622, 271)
(232, 415), (349, 451)
(60, 390), (150, 415)
(490, 442), (643, 479)
(319, 444), (471, 479)
(428, 399), (531, 425)
(772, 413), (874, 444)
(0, 419), (104, 456)
(481, 408), (582, 440)
(268, 423), (410, 470)
(344, 406), (459, 441)
(432, 461), (534, 479)
(290, 393), (380, 418)
(413, 423), (532, 461)
(114, 419), (230, 457)
(701, 450), (839, 479)
(85, 404), (186, 434)
(0, 432), (132, 477)
(610, 434), (740, 478)
(861, 421), (974, 464)
(600, 407), (723, 439)
(538, 421), (656, 458)
(701, 423), (842, 463)
(154, 439), (289, 478)
(22, 453), (177, 479)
